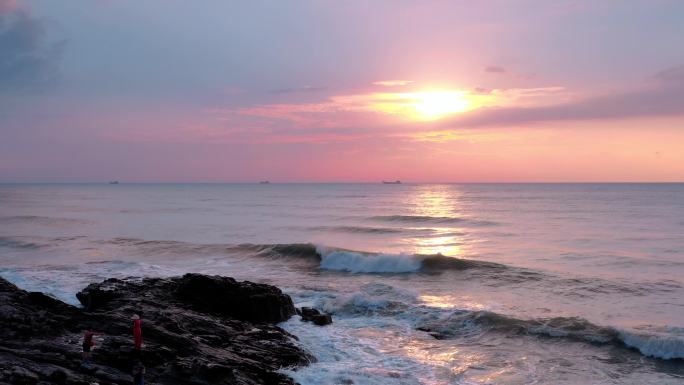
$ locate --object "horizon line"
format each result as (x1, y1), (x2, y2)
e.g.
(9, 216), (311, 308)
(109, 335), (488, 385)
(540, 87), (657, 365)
(1, 181), (683, 185)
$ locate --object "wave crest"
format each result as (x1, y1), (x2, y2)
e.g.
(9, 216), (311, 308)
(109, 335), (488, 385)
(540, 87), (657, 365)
(317, 283), (417, 315)
(316, 249), (501, 273)
(254, 244), (504, 274)
(318, 248), (422, 273)
(620, 327), (684, 360)
(418, 311), (684, 360)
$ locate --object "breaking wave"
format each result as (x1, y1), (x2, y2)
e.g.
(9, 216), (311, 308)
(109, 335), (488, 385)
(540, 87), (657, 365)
(260, 244), (503, 273)
(417, 310), (684, 360)
(619, 327), (684, 360)
(303, 282), (684, 361)
(319, 249), (422, 273)
(318, 249), (502, 273)
(89, 239), (505, 273)
(317, 283), (417, 316)
(304, 282), (684, 361)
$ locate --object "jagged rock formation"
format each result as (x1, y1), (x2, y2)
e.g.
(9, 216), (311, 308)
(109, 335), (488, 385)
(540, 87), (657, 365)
(0, 274), (313, 385)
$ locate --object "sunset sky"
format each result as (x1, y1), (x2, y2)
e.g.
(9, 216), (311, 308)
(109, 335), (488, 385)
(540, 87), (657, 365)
(1, 0), (683, 182)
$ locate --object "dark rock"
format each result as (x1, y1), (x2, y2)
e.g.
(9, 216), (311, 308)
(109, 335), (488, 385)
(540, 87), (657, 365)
(300, 307), (320, 319)
(10, 366), (39, 384)
(1, 275), (314, 385)
(299, 307), (333, 326)
(311, 314), (333, 326)
(76, 278), (126, 311)
(175, 273), (296, 323)
(47, 369), (67, 384)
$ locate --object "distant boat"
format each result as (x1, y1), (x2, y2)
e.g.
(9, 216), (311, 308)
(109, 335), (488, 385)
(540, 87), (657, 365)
(259, 181), (270, 184)
(109, 181), (119, 184)
(382, 180), (401, 184)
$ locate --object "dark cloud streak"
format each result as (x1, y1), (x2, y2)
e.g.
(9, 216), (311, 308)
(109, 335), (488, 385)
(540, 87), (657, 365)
(0, 2), (64, 93)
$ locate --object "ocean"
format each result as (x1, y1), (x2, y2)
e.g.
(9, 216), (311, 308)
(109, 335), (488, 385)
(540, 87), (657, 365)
(1, 183), (682, 384)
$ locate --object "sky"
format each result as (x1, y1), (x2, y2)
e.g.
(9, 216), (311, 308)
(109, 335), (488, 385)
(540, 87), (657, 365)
(1, 0), (683, 182)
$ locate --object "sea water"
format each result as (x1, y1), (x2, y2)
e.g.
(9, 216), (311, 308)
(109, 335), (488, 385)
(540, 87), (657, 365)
(1, 183), (682, 384)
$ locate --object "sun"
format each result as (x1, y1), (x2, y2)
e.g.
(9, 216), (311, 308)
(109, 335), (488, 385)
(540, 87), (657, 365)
(411, 90), (471, 120)
(367, 89), (474, 121)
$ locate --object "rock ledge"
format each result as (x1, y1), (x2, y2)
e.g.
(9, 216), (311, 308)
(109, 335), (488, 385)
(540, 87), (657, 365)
(0, 274), (313, 385)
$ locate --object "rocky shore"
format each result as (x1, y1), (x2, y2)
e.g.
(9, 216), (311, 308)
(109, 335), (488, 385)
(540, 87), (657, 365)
(0, 274), (316, 385)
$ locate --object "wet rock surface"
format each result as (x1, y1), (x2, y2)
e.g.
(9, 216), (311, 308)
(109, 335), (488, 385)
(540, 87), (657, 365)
(0, 274), (313, 384)
(299, 307), (333, 326)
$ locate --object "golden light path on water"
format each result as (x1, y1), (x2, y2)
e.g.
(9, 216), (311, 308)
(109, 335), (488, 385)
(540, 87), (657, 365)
(348, 321), (490, 385)
(393, 184), (495, 383)
(412, 235), (464, 256)
(418, 295), (487, 311)
(405, 186), (469, 256)
(402, 338), (490, 384)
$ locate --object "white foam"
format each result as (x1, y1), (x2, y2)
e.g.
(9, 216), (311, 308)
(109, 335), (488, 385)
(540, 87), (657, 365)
(0, 269), (84, 306)
(619, 328), (684, 360)
(279, 315), (461, 385)
(318, 247), (422, 273)
(317, 283), (418, 316)
(0, 261), (182, 306)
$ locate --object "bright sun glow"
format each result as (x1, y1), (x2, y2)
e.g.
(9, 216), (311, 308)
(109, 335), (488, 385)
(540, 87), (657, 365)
(366, 89), (477, 121)
(412, 90), (471, 120)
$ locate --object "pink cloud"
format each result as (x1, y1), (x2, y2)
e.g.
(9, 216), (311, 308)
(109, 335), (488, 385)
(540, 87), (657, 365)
(0, 0), (18, 14)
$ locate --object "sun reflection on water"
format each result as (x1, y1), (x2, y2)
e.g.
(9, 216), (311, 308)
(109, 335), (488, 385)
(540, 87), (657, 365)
(419, 294), (488, 311)
(402, 338), (488, 384)
(404, 186), (471, 257)
(412, 234), (463, 256)
(408, 186), (458, 217)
